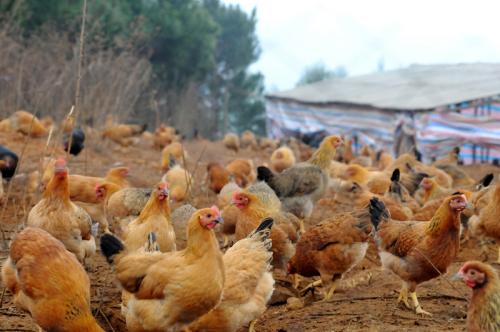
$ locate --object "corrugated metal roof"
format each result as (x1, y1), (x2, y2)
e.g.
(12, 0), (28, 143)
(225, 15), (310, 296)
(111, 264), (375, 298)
(266, 63), (500, 111)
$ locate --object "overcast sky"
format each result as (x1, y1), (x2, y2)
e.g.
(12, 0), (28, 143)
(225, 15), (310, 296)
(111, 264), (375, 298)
(223, 0), (500, 91)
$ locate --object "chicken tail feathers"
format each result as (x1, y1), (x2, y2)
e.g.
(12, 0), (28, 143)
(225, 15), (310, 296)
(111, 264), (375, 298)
(402, 170), (428, 195)
(257, 166), (274, 183)
(478, 173), (494, 189)
(390, 168), (400, 182)
(100, 233), (124, 264)
(145, 232), (161, 252)
(258, 166), (281, 195)
(249, 217), (274, 251)
(254, 217), (274, 234)
(369, 197), (390, 231)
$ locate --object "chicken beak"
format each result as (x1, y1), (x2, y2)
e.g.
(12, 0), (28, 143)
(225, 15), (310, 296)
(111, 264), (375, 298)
(465, 202), (473, 210)
(158, 188), (169, 200)
(215, 216), (224, 224)
(452, 272), (464, 281)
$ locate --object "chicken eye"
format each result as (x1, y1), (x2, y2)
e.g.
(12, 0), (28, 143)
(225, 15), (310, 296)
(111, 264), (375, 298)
(207, 214), (212, 218)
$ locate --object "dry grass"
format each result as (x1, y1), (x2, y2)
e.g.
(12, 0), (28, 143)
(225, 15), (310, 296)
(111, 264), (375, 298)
(0, 28), (153, 126)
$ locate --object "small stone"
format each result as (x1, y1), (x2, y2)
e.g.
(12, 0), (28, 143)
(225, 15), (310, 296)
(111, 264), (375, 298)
(269, 285), (296, 305)
(286, 297), (304, 311)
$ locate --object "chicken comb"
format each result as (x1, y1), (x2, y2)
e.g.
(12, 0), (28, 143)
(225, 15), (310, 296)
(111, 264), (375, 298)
(458, 260), (479, 274)
(55, 157), (66, 168)
(210, 205), (221, 217)
(159, 181), (169, 189)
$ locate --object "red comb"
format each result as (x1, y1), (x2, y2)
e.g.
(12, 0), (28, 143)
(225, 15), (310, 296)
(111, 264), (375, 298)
(459, 262), (470, 274)
(210, 205), (220, 216)
(55, 158), (66, 168)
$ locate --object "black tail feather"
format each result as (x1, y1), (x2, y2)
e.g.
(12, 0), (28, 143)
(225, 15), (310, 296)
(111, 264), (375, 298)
(480, 173), (494, 188)
(251, 217), (274, 253)
(100, 233), (124, 264)
(257, 166), (274, 183)
(369, 197), (389, 231)
(391, 168), (400, 182)
(255, 217), (274, 233)
(148, 232), (157, 243)
(146, 232), (160, 252)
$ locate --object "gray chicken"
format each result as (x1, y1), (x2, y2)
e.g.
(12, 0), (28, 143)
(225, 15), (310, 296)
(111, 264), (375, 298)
(257, 135), (342, 219)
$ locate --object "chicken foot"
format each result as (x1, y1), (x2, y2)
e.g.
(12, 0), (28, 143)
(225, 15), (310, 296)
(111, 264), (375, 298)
(223, 235), (230, 248)
(397, 283), (411, 309)
(410, 292), (432, 316)
(300, 276), (340, 301)
(249, 319), (258, 332)
(292, 274), (302, 289)
(320, 279), (339, 302)
(298, 218), (305, 234)
(300, 279), (322, 296)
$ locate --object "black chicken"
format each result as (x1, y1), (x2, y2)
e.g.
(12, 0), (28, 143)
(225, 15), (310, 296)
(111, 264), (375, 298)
(64, 128), (85, 156)
(0, 145), (18, 180)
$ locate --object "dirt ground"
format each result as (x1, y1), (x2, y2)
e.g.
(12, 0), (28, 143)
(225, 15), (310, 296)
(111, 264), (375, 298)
(0, 131), (499, 332)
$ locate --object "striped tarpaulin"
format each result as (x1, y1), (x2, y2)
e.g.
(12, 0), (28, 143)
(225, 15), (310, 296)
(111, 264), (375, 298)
(266, 100), (399, 152)
(266, 99), (500, 164)
(416, 104), (500, 163)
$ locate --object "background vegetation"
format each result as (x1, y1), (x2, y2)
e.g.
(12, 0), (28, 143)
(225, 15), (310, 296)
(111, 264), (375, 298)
(0, 0), (265, 138)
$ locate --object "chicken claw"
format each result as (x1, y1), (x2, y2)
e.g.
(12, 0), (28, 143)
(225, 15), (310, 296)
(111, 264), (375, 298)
(300, 279), (322, 296)
(298, 218), (306, 234)
(411, 292), (432, 316)
(292, 274), (302, 289)
(321, 280), (339, 302)
(223, 235), (230, 248)
(249, 319), (257, 332)
(397, 284), (411, 309)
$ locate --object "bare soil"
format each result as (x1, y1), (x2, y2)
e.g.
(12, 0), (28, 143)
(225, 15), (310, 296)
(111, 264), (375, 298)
(1, 131), (499, 332)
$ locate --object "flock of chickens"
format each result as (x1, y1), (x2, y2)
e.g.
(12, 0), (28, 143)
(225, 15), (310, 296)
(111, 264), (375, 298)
(0, 110), (500, 332)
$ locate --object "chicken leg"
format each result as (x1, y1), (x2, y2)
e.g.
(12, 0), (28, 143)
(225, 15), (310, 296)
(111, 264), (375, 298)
(223, 235), (230, 248)
(321, 279), (339, 302)
(410, 292), (431, 316)
(300, 279), (322, 297)
(298, 218), (305, 234)
(302, 279), (322, 291)
(249, 319), (257, 332)
(397, 283), (411, 309)
(292, 274), (302, 289)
